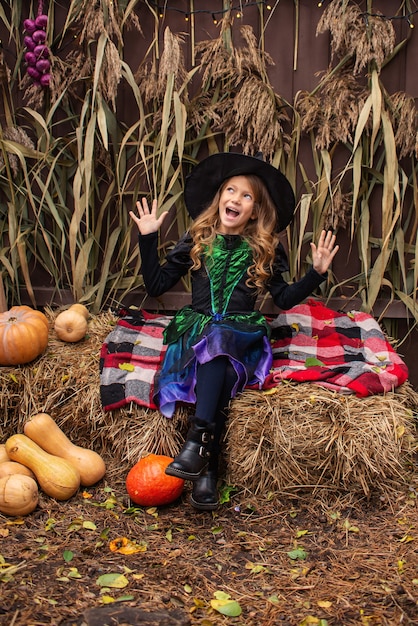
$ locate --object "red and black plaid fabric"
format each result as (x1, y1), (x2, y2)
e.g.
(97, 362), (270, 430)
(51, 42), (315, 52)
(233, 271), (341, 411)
(263, 300), (408, 396)
(99, 302), (409, 411)
(99, 309), (170, 411)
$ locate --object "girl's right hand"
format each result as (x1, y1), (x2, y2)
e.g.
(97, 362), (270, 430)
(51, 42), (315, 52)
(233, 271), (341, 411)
(129, 198), (168, 235)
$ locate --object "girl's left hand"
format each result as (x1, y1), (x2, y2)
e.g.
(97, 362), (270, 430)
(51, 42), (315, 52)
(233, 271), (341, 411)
(310, 230), (339, 275)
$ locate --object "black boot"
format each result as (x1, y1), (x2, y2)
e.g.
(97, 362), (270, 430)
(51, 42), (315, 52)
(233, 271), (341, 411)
(165, 418), (215, 480)
(190, 462), (219, 511)
(190, 414), (225, 511)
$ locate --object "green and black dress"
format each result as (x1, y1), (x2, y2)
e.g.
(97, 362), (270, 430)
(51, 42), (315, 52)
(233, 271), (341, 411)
(138, 231), (326, 417)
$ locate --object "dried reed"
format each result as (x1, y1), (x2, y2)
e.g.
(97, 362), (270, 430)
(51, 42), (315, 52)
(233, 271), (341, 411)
(0, 127), (35, 177)
(317, 1), (395, 74)
(196, 20), (290, 158)
(295, 69), (368, 150)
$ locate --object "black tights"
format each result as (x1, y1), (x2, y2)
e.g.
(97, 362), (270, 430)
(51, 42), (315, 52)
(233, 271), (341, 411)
(194, 357), (237, 456)
(195, 356), (237, 423)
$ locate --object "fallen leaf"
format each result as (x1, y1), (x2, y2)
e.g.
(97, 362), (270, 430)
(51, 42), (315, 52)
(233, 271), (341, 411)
(63, 550), (74, 563)
(109, 537), (147, 555)
(96, 573), (129, 588)
(287, 547), (307, 560)
(305, 357), (325, 367)
(211, 591), (242, 617)
(317, 600), (332, 608)
(118, 363), (135, 372)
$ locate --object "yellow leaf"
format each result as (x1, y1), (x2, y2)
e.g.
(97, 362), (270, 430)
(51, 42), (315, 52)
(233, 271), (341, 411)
(101, 595), (116, 604)
(263, 387), (278, 395)
(317, 600), (332, 608)
(146, 507), (158, 517)
(118, 363), (135, 372)
(299, 616), (320, 625)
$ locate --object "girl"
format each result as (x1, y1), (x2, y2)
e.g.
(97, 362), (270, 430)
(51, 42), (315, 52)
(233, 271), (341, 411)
(130, 153), (339, 511)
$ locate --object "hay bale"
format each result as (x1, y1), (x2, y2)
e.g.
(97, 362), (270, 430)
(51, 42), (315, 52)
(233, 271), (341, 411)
(225, 382), (418, 497)
(0, 311), (416, 496)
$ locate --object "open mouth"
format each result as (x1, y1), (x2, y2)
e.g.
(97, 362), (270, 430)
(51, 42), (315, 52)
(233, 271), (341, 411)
(226, 207), (240, 218)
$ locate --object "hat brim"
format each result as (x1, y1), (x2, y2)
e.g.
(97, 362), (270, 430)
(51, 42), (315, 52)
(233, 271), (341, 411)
(184, 153), (295, 231)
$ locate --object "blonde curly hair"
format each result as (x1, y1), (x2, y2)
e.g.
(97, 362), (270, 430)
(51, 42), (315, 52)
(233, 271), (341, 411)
(189, 175), (280, 293)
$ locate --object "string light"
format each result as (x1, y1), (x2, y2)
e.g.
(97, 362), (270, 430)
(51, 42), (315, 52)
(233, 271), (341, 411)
(150, 1), (417, 30)
(149, 1), (277, 22)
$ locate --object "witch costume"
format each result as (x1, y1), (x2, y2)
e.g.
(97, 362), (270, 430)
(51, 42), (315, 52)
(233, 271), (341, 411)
(137, 153), (327, 509)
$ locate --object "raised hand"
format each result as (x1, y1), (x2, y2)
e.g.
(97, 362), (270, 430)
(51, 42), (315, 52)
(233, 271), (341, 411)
(129, 198), (168, 236)
(310, 230), (339, 275)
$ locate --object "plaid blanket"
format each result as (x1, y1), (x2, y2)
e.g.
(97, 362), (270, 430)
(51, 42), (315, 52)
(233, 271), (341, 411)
(99, 302), (408, 411)
(262, 300), (408, 396)
(99, 310), (170, 411)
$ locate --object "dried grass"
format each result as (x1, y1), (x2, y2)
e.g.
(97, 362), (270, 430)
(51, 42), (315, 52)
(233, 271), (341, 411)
(0, 313), (416, 499)
(295, 69), (368, 150)
(317, 1), (395, 74)
(387, 91), (418, 159)
(226, 384), (417, 500)
(0, 127), (35, 177)
(324, 187), (353, 231)
(196, 21), (290, 158)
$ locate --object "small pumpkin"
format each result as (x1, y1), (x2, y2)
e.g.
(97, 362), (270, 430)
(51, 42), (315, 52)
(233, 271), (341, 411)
(54, 305), (88, 343)
(68, 303), (89, 320)
(0, 461), (36, 480)
(24, 412), (106, 486)
(0, 306), (49, 365)
(126, 454), (184, 507)
(0, 474), (39, 516)
(5, 434), (80, 500)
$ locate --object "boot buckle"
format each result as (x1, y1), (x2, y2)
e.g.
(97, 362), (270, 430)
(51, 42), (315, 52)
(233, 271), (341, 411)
(199, 446), (211, 459)
(201, 432), (213, 444)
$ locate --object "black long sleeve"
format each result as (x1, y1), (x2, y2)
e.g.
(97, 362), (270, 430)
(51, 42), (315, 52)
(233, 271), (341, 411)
(138, 232), (192, 297)
(138, 231), (327, 310)
(268, 266), (326, 310)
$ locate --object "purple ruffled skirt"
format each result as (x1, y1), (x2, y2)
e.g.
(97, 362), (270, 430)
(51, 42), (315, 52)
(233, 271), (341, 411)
(154, 320), (272, 417)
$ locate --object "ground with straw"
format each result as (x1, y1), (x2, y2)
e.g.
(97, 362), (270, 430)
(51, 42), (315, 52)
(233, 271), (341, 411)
(0, 311), (417, 626)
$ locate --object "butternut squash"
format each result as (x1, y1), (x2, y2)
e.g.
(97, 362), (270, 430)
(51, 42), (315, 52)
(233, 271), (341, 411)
(24, 413), (106, 486)
(5, 434), (80, 500)
(0, 461), (35, 480)
(0, 474), (39, 516)
(0, 443), (9, 463)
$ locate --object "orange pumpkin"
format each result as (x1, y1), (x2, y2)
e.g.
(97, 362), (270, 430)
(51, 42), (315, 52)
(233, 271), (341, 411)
(126, 454), (184, 507)
(0, 306), (49, 365)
